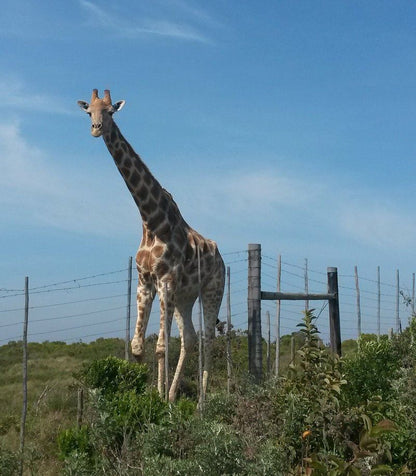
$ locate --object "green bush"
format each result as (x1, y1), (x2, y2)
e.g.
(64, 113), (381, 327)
(80, 356), (148, 397)
(81, 358), (167, 451)
(342, 336), (400, 406)
(0, 444), (19, 476)
(57, 425), (92, 460)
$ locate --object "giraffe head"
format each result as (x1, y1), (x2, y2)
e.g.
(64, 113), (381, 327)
(77, 89), (125, 137)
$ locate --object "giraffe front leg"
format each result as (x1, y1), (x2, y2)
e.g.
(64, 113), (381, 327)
(131, 279), (155, 361)
(155, 283), (174, 399)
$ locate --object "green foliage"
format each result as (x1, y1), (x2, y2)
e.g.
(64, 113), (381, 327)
(141, 417), (246, 475)
(80, 356), (148, 397)
(0, 444), (19, 476)
(342, 336), (400, 406)
(79, 357), (167, 451)
(307, 417), (397, 475)
(273, 311), (346, 457)
(3, 314), (416, 475)
(57, 425), (92, 460)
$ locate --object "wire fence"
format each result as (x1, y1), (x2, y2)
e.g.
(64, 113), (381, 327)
(1, 248), (414, 347)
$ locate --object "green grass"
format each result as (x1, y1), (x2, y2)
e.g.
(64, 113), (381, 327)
(0, 332), (380, 475)
(0, 339), (126, 475)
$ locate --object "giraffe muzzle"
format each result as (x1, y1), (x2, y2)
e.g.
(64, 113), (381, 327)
(91, 123), (103, 137)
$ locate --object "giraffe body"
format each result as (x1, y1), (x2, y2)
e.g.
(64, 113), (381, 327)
(78, 90), (225, 401)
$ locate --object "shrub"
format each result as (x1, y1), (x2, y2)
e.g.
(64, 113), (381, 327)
(0, 445), (19, 476)
(80, 356), (148, 397)
(81, 359), (167, 451)
(342, 336), (400, 407)
(57, 425), (92, 460)
(272, 311), (346, 458)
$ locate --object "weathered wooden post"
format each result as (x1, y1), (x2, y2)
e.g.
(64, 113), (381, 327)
(19, 276), (29, 476)
(396, 269), (401, 333)
(226, 266), (232, 395)
(327, 267), (341, 356)
(77, 388), (84, 428)
(275, 254), (281, 377)
(125, 256), (133, 361)
(248, 244), (262, 383)
(354, 266), (362, 341)
(266, 311), (271, 376)
(377, 266), (381, 340)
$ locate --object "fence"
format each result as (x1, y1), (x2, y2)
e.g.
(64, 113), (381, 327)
(1, 248), (415, 350)
(247, 243), (341, 383)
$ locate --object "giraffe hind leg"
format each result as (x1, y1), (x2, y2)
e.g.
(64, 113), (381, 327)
(168, 301), (197, 402)
(201, 277), (225, 400)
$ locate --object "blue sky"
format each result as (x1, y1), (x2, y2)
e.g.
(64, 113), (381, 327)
(1, 1), (416, 345)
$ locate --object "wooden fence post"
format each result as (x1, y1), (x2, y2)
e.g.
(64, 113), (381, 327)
(77, 388), (84, 428)
(163, 282), (170, 402)
(327, 267), (341, 356)
(19, 276), (29, 476)
(266, 311), (271, 376)
(226, 266), (232, 395)
(248, 243), (262, 383)
(275, 254), (282, 377)
(304, 258), (309, 311)
(354, 266), (362, 341)
(396, 270), (401, 333)
(377, 266), (381, 340)
(125, 256), (133, 361)
(197, 248), (204, 410)
(290, 336), (295, 364)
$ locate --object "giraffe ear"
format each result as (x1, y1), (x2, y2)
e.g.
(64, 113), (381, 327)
(77, 101), (90, 112)
(113, 100), (125, 112)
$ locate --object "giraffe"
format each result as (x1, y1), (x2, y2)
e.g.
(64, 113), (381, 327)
(77, 89), (225, 402)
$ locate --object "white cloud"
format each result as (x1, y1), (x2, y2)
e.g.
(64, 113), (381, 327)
(0, 121), (137, 236)
(170, 166), (416, 254)
(338, 200), (416, 249)
(2, 117), (415, 257)
(173, 168), (322, 227)
(79, 0), (213, 43)
(0, 76), (72, 115)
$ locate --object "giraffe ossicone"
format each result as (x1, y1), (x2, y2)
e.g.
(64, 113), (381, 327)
(78, 89), (225, 402)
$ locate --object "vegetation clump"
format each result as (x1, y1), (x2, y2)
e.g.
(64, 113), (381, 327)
(1, 314), (416, 474)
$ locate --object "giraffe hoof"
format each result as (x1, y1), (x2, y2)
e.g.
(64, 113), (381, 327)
(131, 342), (145, 362)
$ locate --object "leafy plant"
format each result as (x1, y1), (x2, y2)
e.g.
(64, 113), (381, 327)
(306, 416), (397, 475)
(57, 425), (92, 461)
(80, 356), (148, 397)
(342, 337), (400, 407)
(274, 310), (347, 458)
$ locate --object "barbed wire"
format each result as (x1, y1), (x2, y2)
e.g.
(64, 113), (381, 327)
(1, 250), (414, 346)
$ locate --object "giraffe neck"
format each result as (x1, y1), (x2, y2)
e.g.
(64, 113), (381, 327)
(103, 120), (185, 238)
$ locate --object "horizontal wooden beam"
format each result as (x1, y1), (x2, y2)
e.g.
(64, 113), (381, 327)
(261, 291), (336, 301)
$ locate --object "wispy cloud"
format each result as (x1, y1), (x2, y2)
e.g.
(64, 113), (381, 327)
(3, 114), (414, 255)
(79, 0), (214, 44)
(0, 121), (137, 236)
(174, 168), (322, 221)
(0, 76), (72, 115)
(171, 166), (416, 253)
(338, 199), (416, 249)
